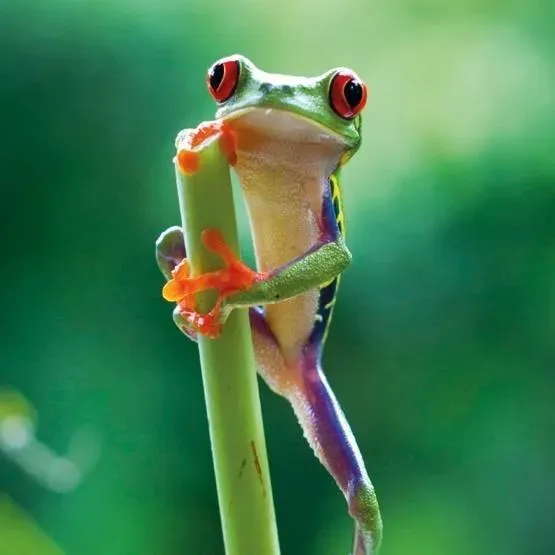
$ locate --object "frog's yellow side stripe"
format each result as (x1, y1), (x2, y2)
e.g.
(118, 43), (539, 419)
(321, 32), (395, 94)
(331, 173), (345, 237)
(323, 172), (345, 343)
(313, 171), (346, 345)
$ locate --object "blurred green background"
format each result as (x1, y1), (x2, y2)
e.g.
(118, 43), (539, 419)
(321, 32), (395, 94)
(1, 1), (554, 554)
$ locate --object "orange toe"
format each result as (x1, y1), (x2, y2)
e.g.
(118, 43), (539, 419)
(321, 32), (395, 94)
(162, 260), (192, 301)
(202, 228), (228, 254)
(172, 259), (190, 280)
(179, 306), (222, 339)
(176, 121), (236, 174)
(162, 279), (187, 302)
(189, 121), (223, 148)
(200, 228), (259, 292)
(177, 149), (200, 175)
(218, 125), (237, 166)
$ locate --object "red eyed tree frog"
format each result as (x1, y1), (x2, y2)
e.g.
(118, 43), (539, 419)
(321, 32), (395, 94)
(156, 55), (382, 554)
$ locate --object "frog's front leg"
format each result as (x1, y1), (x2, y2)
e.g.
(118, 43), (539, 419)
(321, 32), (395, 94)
(161, 211), (351, 338)
(157, 225), (262, 338)
(156, 226), (275, 343)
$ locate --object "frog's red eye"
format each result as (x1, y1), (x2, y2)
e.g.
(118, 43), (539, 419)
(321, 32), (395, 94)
(207, 57), (240, 103)
(329, 70), (368, 119)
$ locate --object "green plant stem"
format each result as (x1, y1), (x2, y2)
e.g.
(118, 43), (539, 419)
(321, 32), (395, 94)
(174, 131), (280, 555)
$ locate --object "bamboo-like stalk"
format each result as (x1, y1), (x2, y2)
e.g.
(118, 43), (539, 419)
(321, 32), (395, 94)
(174, 130), (280, 555)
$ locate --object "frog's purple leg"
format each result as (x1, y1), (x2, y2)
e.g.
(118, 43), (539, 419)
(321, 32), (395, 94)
(290, 344), (382, 554)
(248, 315), (383, 554)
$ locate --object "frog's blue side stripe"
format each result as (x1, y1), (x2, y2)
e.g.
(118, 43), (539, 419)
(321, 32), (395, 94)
(309, 172), (344, 349)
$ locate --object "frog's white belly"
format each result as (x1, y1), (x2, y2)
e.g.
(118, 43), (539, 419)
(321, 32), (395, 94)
(239, 177), (320, 360)
(231, 119), (343, 361)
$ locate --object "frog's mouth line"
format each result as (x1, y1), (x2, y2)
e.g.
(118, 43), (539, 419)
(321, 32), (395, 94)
(221, 107), (346, 146)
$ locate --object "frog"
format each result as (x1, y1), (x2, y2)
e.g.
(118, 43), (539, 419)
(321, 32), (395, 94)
(156, 54), (382, 554)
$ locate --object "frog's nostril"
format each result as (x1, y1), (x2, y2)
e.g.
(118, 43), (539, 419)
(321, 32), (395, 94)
(259, 83), (293, 95)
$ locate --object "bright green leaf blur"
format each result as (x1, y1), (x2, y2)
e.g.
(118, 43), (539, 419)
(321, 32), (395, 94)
(1, 1), (553, 554)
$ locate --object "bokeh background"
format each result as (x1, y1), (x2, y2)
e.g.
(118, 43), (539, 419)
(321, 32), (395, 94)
(1, 1), (554, 554)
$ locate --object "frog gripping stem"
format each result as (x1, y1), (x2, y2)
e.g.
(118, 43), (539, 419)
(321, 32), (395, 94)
(162, 227), (261, 338)
(158, 54), (380, 555)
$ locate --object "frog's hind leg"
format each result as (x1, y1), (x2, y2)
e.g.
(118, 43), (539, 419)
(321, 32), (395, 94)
(285, 345), (382, 555)
(246, 316), (384, 554)
(156, 226), (187, 281)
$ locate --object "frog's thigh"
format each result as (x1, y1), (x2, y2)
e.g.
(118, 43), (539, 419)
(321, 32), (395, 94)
(249, 307), (294, 395)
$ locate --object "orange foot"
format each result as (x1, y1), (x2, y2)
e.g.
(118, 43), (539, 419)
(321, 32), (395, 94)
(177, 299), (224, 339)
(162, 229), (262, 338)
(176, 120), (237, 175)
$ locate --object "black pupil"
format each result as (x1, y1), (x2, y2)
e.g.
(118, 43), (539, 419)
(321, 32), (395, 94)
(209, 63), (224, 91)
(343, 79), (363, 108)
